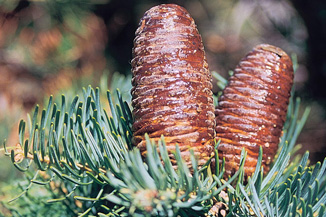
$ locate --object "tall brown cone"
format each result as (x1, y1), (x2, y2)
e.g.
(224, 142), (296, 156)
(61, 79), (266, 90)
(131, 4), (215, 166)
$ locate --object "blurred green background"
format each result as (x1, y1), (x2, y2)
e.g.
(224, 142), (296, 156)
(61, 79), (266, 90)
(1, 0), (326, 215)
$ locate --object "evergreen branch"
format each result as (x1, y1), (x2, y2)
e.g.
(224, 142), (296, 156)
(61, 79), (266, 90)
(3, 84), (231, 216)
(11, 142), (106, 174)
(103, 135), (238, 216)
(1, 85), (135, 215)
(2, 72), (326, 217)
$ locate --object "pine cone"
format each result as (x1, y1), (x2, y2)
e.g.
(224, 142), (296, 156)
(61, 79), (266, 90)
(215, 44), (294, 177)
(131, 4), (215, 166)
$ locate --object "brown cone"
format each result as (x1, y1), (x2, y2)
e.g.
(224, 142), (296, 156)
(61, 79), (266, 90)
(215, 44), (294, 177)
(131, 4), (215, 167)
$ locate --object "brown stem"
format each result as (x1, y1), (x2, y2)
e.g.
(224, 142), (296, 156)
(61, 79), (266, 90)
(12, 143), (107, 174)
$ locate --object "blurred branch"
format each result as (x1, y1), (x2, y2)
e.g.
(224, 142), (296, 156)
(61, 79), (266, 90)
(290, 0), (326, 101)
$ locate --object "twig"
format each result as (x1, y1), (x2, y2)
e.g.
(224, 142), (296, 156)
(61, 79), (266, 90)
(12, 143), (107, 174)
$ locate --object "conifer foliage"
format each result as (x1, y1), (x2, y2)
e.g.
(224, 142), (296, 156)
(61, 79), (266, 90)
(1, 71), (326, 216)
